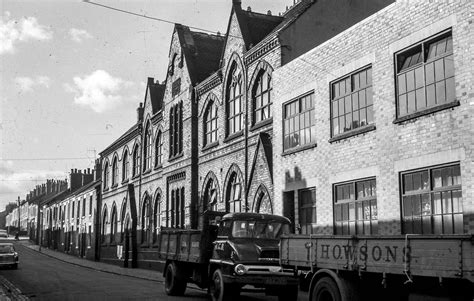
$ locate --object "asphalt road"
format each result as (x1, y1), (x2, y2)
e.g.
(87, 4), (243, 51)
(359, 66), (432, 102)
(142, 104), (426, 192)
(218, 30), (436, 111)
(0, 240), (308, 301)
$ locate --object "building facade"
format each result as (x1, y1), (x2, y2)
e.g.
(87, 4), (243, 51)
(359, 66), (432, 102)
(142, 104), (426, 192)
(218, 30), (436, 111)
(273, 1), (473, 235)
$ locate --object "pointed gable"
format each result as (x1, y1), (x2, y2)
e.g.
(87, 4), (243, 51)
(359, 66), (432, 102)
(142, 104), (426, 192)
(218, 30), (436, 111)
(145, 77), (165, 114)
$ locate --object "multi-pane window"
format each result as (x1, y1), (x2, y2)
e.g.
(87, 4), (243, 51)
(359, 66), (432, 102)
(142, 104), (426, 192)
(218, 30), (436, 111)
(132, 145), (140, 177)
(112, 157), (118, 186)
(153, 195), (160, 242)
(101, 208), (108, 244)
(169, 102), (183, 158)
(103, 162), (109, 189)
(334, 178), (377, 235)
(82, 198), (86, 217)
(226, 64), (243, 135)
(253, 70), (272, 124)
(226, 173), (242, 213)
(143, 124), (152, 171)
(204, 178), (218, 211)
(401, 164), (462, 234)
(331, 67), (373, 136)
(396, 31), (455, 117)
(204, 102), (218, 146)
(89, 196), (93, 215)
(283, 92), (315, 151)
(122, 151), (129, 181)
(169, 188), (185, 228)
(298, 188), (316, 234)
(141, 199), (150, 243)
(111, 207), (117, 243)
(155, 131), (163, 167)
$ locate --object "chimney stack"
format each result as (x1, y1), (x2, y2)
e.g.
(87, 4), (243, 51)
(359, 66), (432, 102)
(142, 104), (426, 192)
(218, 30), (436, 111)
(247, 6), (251, 11)
(137, 102), (144, 123)
(267, 10), (272, 15)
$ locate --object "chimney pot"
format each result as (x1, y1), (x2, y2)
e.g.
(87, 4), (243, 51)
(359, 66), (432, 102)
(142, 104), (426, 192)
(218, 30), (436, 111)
(147, 77), (154, 86)
(267, 10), (272, 15)
(247, 6), (251, 11)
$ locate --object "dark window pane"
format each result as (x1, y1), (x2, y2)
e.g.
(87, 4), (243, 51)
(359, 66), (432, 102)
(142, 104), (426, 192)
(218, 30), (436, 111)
(360, 70), (367, 87)
(349, 203), (355, 221)
(352, 93), (359, 110)
(352, 111), (359, 129)
(443, 214), (453, 234)
(452, 165), (461, 185)
(433, 215), (443, 234)
(345, 96), (352, 113)
(403, 196), (412, 217)
(413, 195), (422, 216)
(453, 213), (463, 234)
(353, 73), (360, 90)
(433, 192), (442, 214)
(360, 109), (367, 126)
(442, 191), (452, 214)
(433, 168), (442, 188)
(452, 190), (462, 213)
(345, 113), (352, 131)
(332, 101), (338, 117)
(421, 194), (431, 216)
(339, 98), (344, 115)
(404, 173), (413, 192)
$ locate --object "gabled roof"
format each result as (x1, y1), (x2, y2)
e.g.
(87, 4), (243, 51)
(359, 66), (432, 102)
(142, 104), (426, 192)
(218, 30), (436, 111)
(145, 78), (165, 114)
(99, 123), (139, 157)
(175, 24), (225, 85)
(234, 6), (283, 49)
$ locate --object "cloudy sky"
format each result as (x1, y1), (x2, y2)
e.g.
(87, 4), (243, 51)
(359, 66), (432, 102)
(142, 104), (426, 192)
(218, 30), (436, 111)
(0, 0), (290, 209)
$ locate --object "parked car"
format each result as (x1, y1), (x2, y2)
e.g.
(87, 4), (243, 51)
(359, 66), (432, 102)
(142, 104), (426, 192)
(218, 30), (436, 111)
(0, 243), (18, 269)
(0, 230), (8, 238)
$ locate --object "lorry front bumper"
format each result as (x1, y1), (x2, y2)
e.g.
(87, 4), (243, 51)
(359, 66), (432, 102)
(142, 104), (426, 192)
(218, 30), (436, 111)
(222, 273), (298, 286)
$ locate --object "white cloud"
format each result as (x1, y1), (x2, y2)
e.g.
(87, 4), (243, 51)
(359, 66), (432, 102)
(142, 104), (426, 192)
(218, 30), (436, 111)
(14, 76), (51, 92)
(69, 28), (92, 43)
(0, 12), (52, 54)
(65, 70), (135, 113)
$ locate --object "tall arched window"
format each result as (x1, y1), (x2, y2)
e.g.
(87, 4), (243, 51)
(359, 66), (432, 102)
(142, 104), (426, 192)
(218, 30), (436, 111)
(132, 144), (140, 177)
(153, 194), (160, 242)
(112, 157), (119, 186)
(226, 62), (243, 136)
(110, 205), (118, 243)
(155, 131), (163, 167)
(143, 123), (152, 171)
(120, 199), (127, 242)
(255, 189), (272, 214)
(204, 101), (218, 146)
(141, 197), (150, 244)
(103, 161), (110, 189)
(203, 178), (218, 211)
(122, 151), (129, 182)
(101, 206), (108, 244)
(226, 173), (242, 213)
(253, 69), (272, 124)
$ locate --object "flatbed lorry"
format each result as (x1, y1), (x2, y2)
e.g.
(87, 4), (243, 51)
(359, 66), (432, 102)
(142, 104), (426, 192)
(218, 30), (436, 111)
(280, 234), (473, 301)
(158, 211), (299, 301)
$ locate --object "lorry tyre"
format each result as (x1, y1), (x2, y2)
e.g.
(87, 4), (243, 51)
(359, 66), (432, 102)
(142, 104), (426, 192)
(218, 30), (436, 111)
(278, 284), (298, 301)
(164, 262), (187, 296)
(312, 277), (341, 301)
(210, 269), (238, 301)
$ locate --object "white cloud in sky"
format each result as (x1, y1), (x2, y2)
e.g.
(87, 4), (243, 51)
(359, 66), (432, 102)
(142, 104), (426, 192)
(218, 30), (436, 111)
(65, 70), (135, 113)
(69, 28), (92, 43)
(0, 11), (52, 54)
(14, 76), (51, 92)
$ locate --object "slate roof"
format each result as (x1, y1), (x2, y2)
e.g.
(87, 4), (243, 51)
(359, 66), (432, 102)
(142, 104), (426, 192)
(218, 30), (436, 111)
(176, 24), (225, 85)
(148, 81), (165, 114)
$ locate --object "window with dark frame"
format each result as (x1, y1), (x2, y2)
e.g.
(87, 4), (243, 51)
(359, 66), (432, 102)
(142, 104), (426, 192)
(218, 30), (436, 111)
(226, 173), (242, 213)
(396, 31), (455, 118)
(334, 178), (378, 235)
(253, 69), (272, 124)
(226, 63), (244, 136)
(89, 196), (92, 215)
(331, 67), (373, 136)
(111, 207), (117, 243)
(132, 145), (140, 177)
(298, 188), (316, 234)
(401, 163), (462, 234)
(143, 124), (152, 171)
(204, 101), (218, 146)
(122, 151), (129, 181)
(283, 92), (315, 151)
(155, 131), (163, 167)
(103, 162), (109, 189)
(82, 197), (86, 217)
(141, 199), (150, 243)
(169, 102), (183, 158)
(112, 157), (118, 186)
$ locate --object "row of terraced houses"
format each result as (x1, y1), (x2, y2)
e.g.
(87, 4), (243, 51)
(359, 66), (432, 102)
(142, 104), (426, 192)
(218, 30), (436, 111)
(12, 0), (472, 270)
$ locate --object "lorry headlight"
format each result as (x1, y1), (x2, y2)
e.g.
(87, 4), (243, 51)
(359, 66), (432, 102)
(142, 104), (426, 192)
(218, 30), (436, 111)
(234, 264), (246, 275)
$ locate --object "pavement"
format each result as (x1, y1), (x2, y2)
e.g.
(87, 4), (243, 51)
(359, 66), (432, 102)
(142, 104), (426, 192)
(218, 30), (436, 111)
(0, 238), (165, 300)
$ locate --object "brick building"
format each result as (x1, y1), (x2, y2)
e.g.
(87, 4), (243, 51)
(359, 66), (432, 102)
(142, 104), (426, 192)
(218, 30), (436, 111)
(273, 1), (473, 235)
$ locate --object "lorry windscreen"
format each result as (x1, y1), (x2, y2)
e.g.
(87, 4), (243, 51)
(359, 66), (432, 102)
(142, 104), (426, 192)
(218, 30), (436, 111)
(232, 220), (289, 239)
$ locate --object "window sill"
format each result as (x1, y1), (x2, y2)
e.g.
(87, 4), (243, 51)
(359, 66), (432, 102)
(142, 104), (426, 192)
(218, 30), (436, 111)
(132, 174), (140, 180)
(202, 141), (219, 152)
(282, 143), (317, 156)
(121, 179), (129, 185)
(103, 187), (109, 192)
(223, 131), (244, 143)
(393, 100), (460, 124)
(250, 118), (272, 132)
(329, 124), (376, 143)
(111, 184), (118, 189)
(154, 164), (163, 170)
(142, 169), (152, 176)
(168, 152), (184, 162)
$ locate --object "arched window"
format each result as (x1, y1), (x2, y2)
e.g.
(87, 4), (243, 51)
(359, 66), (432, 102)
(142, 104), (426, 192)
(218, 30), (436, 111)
(255, 189), (272, 214)
(120, 199), (127, 242)
(153, 194), (161, 242)
(141, 197), (150, 244)
(204, 101), (218, 146)
(101, 206), (108, 244)
(253, 69), (272, 124)
(103, 161), (109, 189)
(112, 157), (119, 186)
(143, 123), (152, 171)
(110, 205), (118, 243)
(203, 178), (218, 211)
(226, 173), (242, 213)
(155, 131), (163, 167)
(132, 144), (140, 177)
(122, 151), (129, 182)
(226, 62), (243, 136)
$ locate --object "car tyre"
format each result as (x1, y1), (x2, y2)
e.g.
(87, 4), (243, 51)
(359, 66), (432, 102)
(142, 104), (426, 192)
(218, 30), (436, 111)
(164, 262), (186, 296)
(210, 269), (238, 301)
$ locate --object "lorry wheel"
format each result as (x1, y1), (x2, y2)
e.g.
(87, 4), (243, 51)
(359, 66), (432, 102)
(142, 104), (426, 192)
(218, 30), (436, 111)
(210, 269), (237, 301)
(312, 277), (341, 301)
(278, 284), (298, 301)
(164, 262), (187, 296)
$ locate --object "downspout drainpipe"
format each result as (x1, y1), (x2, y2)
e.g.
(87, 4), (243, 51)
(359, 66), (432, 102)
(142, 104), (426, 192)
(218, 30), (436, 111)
(244, 66), (249, 213)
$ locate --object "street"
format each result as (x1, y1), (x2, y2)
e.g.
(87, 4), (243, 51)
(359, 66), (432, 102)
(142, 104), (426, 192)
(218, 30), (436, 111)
(0, 240), (307, 301)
